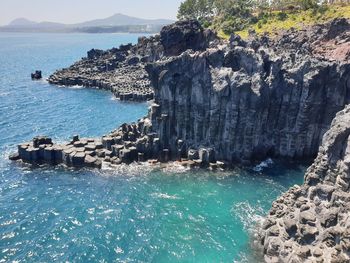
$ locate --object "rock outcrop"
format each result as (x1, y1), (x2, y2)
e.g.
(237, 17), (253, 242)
(13, 19), (350, 169)
(260, 105), (350, 262)
(48, 20), (217, 102)
(10, 18), (350, 262)
(146, 19), (350, 164)
(273, 18), (350, 62)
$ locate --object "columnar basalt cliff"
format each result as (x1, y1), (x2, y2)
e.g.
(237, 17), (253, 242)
(9, 18), (350, 262)
(260, 105), (350, 262)
(48, 20), (217, 101)
(12, 19), (350, 169)
(146, 18), (350, 164)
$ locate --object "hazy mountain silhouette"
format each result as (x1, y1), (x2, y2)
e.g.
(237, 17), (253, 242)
(73, 13), (173, 27)
(1, 13), (174, 33)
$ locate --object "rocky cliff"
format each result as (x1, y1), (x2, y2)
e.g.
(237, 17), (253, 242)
(260, 105), (350, 262)
(146, 18), (350, 164)
(10, 18), (350, 262)
(12, 19), (350, 169)
(48, 20), (217, 101)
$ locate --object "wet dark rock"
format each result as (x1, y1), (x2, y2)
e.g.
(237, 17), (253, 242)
(31, 70), (42, 80)
(9, 153), (20, 161)
(33, 136), (52, 148)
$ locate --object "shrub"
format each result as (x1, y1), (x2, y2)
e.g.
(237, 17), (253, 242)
(250, 16), (259, 24)
(221, 20), (235, 35)
(277, 12), (288, 21)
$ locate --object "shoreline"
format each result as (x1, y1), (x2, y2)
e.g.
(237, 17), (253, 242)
(8, 18), (350, 262)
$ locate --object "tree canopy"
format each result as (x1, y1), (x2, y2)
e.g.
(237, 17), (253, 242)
(177, 0), (322, 20)
(177, 0), (327, 33)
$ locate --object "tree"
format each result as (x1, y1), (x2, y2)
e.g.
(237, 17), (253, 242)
(177, 0), (215, 20)
(298, 0), (318, 10)
(177, 0), (197, 20)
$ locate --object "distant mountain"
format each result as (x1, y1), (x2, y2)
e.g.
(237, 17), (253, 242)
(73, 13), (174, 27)
(9, 18), (37, 26)
(0, 14), (174, 33)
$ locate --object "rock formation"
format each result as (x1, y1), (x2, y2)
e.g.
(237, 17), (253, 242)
(260, 105), (350, 262)
(13, 19), (350, 169)
(31, 70), (42, 80)
(146, 18), (350, 164)
(9, 17), (350, 262)
(48, 20), (217, 102)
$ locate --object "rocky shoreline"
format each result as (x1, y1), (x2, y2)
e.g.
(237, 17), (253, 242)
(10, 18), (350, 262)
(260, 106), (350, 262)
(48, 20), (218, 102)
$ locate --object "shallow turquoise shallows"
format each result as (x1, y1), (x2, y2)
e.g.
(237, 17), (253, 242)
(0, 32), (306, 263)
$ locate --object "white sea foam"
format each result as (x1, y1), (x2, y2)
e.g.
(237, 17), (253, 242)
(100, 162), (154, 177)
(161, 162), (190, 174)
(114, 247), (124, 254)
(151, 193), (180, 200)
(231, 201), (265, 234)
(70, 85), (84, 89)
(253, 158), (274, 172)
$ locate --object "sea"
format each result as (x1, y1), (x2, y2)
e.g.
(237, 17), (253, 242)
(0, 32), (306, 263)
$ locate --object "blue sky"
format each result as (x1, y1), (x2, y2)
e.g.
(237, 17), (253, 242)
(0, 0), (183, 25)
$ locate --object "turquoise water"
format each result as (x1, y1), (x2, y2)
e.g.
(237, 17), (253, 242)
(0, 33), (306, 262)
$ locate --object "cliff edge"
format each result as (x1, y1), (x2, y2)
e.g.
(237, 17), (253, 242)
(11, 19), (350, 169)
(48, 20), (218, 101)
(146, 18), (350, 163)
(260, 105), (350, 262)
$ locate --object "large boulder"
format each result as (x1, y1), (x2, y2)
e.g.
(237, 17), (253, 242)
(160, 20), (213, 57)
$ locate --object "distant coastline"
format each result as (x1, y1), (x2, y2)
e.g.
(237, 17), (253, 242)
(0, 25), (165, 34)
(0, 13), (174, 33)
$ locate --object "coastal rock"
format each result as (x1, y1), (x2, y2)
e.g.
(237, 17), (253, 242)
(13, 19), (350, 169)
(9, 17), (350, 263)
(146, 19), (350, 163)
(160, 20), (208, 56)
(48, 20), (219, 102)
(260, 106), (350, 262)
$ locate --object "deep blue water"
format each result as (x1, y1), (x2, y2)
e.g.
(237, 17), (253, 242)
(0, 33), (306, 262)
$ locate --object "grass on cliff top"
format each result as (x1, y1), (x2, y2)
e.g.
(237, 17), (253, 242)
(222, 4), (350, 39)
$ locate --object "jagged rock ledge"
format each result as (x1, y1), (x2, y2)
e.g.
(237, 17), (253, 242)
(260, 105), (350, 262)
(48, 20), (218, 102)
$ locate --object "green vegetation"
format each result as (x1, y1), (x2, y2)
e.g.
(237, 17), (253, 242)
(177, 0), (350, 39)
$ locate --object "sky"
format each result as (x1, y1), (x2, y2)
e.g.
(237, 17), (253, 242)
(0, 0), (183, 25)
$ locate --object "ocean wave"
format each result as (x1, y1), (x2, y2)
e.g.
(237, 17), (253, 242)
(231, 201), (265, 234)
